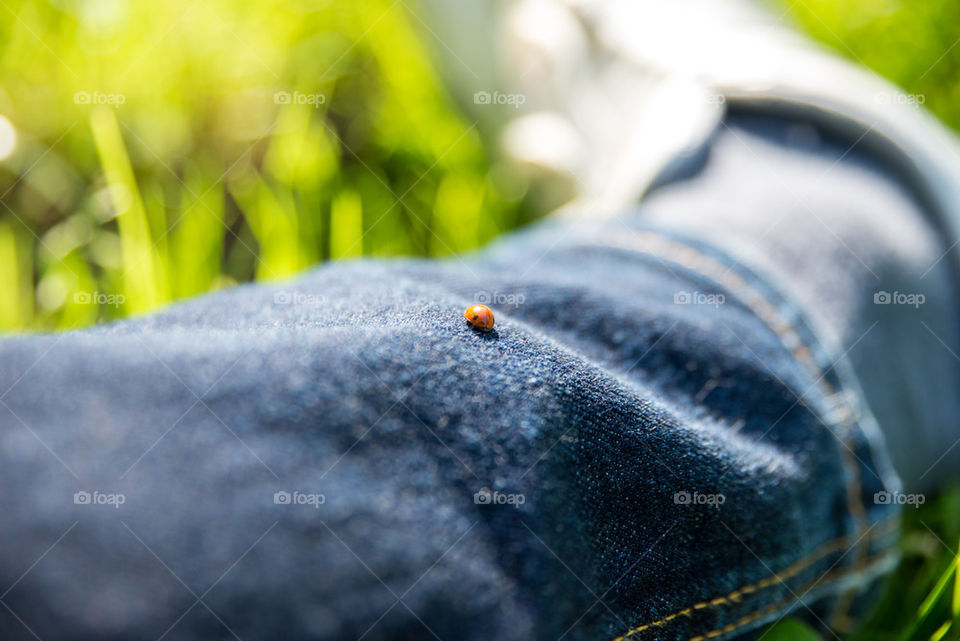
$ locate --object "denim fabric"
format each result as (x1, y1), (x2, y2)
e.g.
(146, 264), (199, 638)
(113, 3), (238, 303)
(641, 112), (960, 493)
(0, 114), (952, 641)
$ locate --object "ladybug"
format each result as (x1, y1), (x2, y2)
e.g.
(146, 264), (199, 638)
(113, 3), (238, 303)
(464, 304), (495, 332)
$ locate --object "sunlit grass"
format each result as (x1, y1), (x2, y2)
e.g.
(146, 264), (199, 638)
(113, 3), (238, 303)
(0, 0), (530, 330)
(765, 485), (960, 641)
(788, 0), (960, 132)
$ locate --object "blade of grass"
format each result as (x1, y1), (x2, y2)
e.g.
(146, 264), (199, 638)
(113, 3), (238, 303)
(90, 107), (161, 314)
(170, 171), (226, 298)
(0, 222), (23, 329)
(930, 621), (952, 641)
(229, 177), (300, 280)
(899, 553), (960, 641)
(330, 188), (363, 259)
(952, 537), (960, 618)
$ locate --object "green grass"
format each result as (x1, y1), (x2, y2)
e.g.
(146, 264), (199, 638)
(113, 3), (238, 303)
(788, 0), (960, 132)
(0, 0), (532, 330)
(764, 484), (960, 641)
(0, 1), (959, 639)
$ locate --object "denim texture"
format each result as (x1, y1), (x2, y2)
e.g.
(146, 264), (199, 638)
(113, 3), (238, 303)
(0, 115), (950, 641)
(642, 112), (960, 492)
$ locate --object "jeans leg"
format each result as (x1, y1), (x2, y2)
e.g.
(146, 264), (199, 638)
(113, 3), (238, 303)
(0, 115), (951, 639)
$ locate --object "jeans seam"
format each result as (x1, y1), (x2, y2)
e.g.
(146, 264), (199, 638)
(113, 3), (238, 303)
(609, 516), (896, 640)
(594, 228), (881, 631)
(684, 548), (897, 641)
(594, 230), (867, 529)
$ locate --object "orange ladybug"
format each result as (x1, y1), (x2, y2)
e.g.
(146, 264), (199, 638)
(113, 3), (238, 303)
(464, 304), (495, 332)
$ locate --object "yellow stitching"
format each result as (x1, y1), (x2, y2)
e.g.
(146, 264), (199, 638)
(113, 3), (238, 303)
(595, 233), (831, 394)
(686, 550), (896, 641)
(608, 232), (875, 595)
(611, 548), (895, 641)
(597, 231), (888, 641)
(607, 479), (898, 641)
(595, 233), (869, 530)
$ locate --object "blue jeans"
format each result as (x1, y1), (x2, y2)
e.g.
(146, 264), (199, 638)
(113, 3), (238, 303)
(0, 112), (956, 640)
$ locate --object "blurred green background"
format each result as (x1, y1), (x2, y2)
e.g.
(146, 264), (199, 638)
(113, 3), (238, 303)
(0, 0), (533, 330)
(1, 0), (959, 331)
(0, 1), (959, 639)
